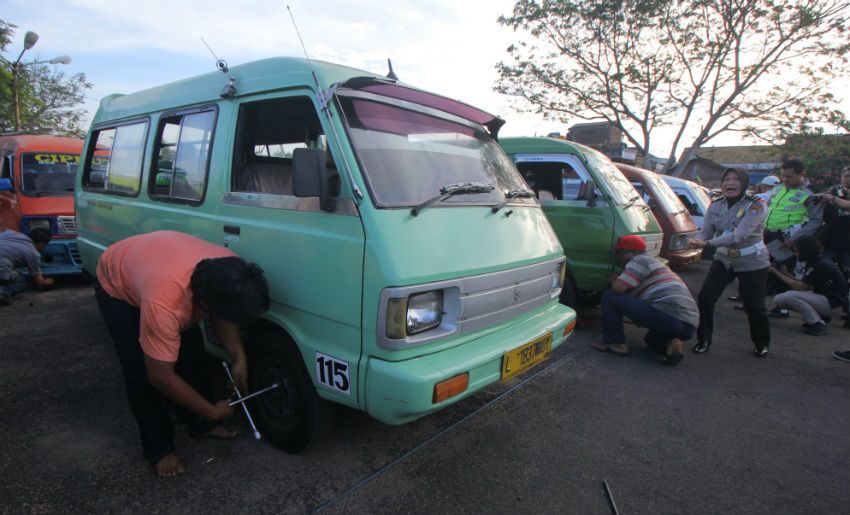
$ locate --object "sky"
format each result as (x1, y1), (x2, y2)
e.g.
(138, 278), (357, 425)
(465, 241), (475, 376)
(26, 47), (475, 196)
(3, 0), (848, 158)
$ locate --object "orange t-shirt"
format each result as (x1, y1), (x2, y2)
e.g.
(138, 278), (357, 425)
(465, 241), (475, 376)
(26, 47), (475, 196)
(96, 231), (235, 362)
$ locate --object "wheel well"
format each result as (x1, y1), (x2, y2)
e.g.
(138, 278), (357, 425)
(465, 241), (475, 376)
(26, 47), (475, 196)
(245, 319), (298, 356)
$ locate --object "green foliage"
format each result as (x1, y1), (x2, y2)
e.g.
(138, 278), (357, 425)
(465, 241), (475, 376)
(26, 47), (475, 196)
(496, 0), (850, 168)
(0, 19), (92, 137)
(782, 120), (850, 181)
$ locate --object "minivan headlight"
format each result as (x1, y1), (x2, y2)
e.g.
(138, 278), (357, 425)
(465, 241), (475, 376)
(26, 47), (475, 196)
(24, 218), (53, 233)
(386, 290), (443, 339)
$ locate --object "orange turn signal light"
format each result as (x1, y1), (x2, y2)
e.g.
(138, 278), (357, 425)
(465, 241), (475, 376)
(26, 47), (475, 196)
(433, 373), (469, 403)
(563, 319), (577, 337)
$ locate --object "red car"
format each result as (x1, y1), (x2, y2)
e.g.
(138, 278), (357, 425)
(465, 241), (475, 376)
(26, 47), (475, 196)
(616, 163), (701, 268)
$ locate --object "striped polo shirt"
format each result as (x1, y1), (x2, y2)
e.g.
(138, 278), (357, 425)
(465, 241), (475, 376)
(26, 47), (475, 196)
(615, 254), (700, 328)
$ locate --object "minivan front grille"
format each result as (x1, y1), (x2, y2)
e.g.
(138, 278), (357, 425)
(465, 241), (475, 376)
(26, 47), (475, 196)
(377, 257), (564, 350)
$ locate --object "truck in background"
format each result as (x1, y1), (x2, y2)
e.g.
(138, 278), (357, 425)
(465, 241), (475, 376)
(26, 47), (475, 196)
(0, 134), (84, 276)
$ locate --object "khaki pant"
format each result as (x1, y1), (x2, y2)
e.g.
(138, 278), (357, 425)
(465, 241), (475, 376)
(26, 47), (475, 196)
(773, 290), (833, 324)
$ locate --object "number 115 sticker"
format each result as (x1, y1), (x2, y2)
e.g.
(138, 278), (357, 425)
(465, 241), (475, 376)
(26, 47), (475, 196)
(315, 352), (351, 395)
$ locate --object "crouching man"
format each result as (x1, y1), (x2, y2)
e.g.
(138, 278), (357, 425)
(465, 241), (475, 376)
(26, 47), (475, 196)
(592, 235), (699, 366)
(0, 227), (54, 305)
(94, 231), (269, 477)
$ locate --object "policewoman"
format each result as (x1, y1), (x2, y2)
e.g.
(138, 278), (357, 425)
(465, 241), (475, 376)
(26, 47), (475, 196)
(688, 167), (771, 357)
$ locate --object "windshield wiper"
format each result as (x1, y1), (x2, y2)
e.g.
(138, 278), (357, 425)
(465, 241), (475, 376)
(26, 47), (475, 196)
(491, 189), (536, 213)
(411, 182), (495, 216)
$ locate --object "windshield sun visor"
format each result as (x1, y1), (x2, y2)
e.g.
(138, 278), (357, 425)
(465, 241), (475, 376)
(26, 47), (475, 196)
(338, 77), (505, 137)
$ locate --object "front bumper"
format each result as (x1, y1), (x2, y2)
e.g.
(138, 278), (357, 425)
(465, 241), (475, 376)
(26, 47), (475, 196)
(364, 301), (575, 425)
(664, 248), (702, 268)
(18, 239), (84, 277)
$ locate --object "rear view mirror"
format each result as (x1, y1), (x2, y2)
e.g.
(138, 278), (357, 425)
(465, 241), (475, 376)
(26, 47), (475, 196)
(0, 178), (13, 192)
(578, 180), (597, 206)
(293, 148), (335, 212)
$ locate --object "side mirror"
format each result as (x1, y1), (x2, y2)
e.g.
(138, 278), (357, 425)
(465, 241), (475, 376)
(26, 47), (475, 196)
(293, 148), (335, 212)
(0, 178), (13, 192)
(578, 180), (597, 206)
(647, 197), (658, 210)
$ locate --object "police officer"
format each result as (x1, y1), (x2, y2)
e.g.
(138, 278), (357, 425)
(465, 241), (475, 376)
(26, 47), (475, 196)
(689, 167), (771, 356)
(762, 159), (824, 309)
(765, 159), (823, 247)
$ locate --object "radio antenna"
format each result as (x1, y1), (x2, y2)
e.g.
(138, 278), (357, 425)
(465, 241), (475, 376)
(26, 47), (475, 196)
(285, 5), (363, 200)
(201, 37), (229, 73)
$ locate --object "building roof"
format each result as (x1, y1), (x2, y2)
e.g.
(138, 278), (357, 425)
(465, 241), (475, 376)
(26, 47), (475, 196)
(693, 145), (782, 165)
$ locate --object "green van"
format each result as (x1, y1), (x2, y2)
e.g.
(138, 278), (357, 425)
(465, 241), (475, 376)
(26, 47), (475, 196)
(75, 58), (576, 452)
(499, 137), (664, 305)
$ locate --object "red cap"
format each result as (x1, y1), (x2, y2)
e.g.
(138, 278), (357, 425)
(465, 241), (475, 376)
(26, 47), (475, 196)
(614, 235), (646, 252)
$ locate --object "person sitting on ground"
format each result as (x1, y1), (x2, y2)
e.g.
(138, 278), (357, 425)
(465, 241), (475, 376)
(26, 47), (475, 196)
(592, 235), (699, 366)
(0, 227), (54, 305)
(94, 230), (270, 478)
(768, 235), (849, 335)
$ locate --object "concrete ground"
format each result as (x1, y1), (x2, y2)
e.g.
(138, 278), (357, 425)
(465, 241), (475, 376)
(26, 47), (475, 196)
(0, 261), (848, 514)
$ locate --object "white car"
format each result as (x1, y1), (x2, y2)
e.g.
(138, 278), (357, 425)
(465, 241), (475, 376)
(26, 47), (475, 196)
(662, 175), (712, 231)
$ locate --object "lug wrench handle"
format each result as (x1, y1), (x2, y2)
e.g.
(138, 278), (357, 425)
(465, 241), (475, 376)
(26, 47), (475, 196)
(222, 362), (262, 440)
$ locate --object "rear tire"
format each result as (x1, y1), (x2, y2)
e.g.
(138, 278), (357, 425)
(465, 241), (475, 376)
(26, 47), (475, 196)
(247, 331), (334, 453)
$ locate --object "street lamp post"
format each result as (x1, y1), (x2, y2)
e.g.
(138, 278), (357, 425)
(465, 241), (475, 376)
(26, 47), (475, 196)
(10, 31), (72, 132)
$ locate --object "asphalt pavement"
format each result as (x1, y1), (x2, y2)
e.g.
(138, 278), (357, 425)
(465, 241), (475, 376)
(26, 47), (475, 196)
(0, 261), (848, 514)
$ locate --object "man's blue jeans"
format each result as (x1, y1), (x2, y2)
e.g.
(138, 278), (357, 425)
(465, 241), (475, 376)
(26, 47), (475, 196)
(602, 289), (696, 354)
(0, 273), (31, 298)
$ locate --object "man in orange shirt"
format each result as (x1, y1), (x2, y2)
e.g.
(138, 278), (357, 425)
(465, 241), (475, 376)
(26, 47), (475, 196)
(94, 231), (269, 477)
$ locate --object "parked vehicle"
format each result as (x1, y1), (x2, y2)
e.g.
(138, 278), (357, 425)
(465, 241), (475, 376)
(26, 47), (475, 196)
(76, 57), (576, 452)
(661, 175), (712, 231)
(499, 137), (664, 305)
(615, 163), (701, 268)
(0, 134), (84, 276)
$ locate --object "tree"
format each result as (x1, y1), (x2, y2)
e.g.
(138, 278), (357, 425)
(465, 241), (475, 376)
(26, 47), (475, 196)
(780, 111), (850, 188)
(0, 19), (92, 137)
(495, 0), (850, 169)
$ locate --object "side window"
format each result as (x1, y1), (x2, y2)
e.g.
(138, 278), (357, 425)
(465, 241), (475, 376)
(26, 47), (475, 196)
(516, 160), (590, 201)
(83, 121), (148, 195)
(150, 110), (216, 202)
(676, 192), (700, 216)
(232, 96), (332, 196)
(0, 153), (12, 182)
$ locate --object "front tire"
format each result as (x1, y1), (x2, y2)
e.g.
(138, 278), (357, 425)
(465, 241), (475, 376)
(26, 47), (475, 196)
(247, 331), (334, 453)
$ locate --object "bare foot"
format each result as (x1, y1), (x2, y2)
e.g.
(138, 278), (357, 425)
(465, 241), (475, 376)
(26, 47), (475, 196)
(154, 453), (186, 478)
(201, 425), (238, 439)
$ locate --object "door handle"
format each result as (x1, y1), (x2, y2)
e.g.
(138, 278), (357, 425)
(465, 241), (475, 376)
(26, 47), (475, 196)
(223, 225), (240, 235)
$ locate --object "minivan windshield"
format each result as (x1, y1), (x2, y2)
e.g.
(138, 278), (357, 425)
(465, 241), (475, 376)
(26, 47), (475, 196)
(338, 95), (530, 207)
(21, 153), (79, 196)
(647, 173), (686, 214)
(583, 149), (643, 206)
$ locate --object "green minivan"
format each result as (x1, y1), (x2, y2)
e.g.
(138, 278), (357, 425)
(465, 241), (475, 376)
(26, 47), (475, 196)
(75, 58), (576, 452)
(499, 137), (664, 305)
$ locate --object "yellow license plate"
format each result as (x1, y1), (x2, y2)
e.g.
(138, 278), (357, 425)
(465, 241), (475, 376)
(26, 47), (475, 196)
(501, 332), (553, 382)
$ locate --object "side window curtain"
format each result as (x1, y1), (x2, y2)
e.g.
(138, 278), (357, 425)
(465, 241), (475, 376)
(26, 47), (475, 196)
(83, 121), (148, 196)
(150, 110), (215, 203)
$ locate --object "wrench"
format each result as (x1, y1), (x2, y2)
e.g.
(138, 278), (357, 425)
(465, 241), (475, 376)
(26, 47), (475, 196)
(222, 361), (262, 440)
